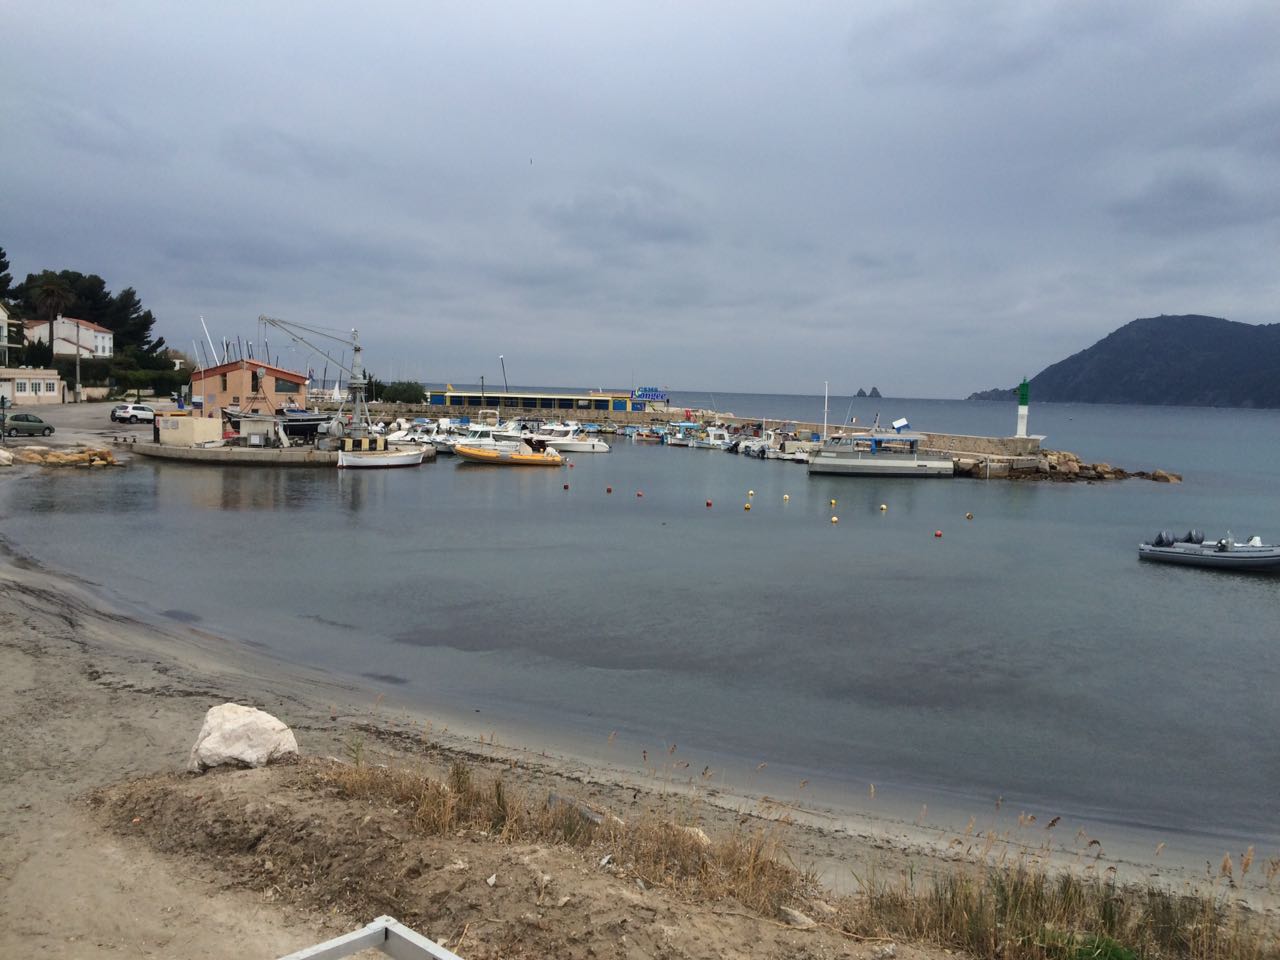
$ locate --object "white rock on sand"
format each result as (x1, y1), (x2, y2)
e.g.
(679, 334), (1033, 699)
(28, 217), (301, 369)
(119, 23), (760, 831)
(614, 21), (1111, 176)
(187, 703), (299, 772)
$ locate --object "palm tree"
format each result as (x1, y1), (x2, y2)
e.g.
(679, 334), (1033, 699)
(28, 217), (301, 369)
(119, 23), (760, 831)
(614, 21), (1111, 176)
(30, 272), (74, 363)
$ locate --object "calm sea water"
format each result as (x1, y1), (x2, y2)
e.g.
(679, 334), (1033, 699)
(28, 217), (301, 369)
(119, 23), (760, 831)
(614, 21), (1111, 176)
(4, 395), (1279, 849)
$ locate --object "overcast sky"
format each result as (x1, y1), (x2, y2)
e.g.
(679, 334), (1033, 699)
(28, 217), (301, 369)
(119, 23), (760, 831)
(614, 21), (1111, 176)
(3, 1), (1278, 397)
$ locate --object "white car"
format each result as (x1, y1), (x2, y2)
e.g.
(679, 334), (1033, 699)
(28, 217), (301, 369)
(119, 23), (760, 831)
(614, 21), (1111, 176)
(110, 403), (157, 424)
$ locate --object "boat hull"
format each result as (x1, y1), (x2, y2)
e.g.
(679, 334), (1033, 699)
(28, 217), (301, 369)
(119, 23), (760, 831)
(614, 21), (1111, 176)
(337, 448), (424, 469)
(454, 444), (564, 466)
(1138, 543), (1280, 570)
(808, 453), (954, 477)
(544, 439), (610, 453)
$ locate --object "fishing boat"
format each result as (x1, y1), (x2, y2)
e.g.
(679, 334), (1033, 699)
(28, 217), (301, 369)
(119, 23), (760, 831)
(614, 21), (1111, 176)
(807, 429), (954, 477)
(1138, 531), (1280, 571)
(256, 317), (420, 471)
(454, 442), (563, 466)
(337, 446), (424, 468)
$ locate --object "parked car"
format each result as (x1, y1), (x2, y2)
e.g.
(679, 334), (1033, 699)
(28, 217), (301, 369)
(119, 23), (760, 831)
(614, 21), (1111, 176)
(4, 413), (54, 437)
(110, 403), (157, 424)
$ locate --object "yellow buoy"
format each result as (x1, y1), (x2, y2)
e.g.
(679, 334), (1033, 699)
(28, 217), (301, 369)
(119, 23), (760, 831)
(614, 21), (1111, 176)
(830, 498), (837, 507)
(783, 494), (790, 502)
(744, 502), (752, 511)
(879, 503), (887, 512)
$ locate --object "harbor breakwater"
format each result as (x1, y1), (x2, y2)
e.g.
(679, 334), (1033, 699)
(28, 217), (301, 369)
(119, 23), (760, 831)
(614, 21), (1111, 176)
(240, 401), (1181, 482)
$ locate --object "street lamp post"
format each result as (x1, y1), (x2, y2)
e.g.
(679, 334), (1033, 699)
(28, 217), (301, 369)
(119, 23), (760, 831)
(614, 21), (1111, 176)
(73, 314), (81, 403)
(499, 355), (509, 393)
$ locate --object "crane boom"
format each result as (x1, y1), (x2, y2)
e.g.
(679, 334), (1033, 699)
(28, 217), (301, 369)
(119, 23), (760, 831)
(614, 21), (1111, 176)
(258, 315), (372, 440)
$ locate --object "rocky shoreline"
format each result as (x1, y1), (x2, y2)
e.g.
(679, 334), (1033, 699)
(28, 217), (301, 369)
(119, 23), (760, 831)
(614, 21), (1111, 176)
(951, 448), (1182, 483)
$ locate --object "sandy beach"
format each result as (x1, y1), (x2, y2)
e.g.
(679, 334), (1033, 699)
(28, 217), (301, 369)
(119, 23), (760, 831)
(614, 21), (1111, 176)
(2, 403), (1276, 958)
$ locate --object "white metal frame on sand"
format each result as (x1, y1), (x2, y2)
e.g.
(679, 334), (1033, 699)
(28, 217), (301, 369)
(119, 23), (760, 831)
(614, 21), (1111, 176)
(276, 915), (466, 960)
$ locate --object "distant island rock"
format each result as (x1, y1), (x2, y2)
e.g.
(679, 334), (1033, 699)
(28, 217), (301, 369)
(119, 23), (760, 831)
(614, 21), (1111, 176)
(854, 387), (882, 398)
(968, 315), (1280, 408)
(869, 386), (881, 398)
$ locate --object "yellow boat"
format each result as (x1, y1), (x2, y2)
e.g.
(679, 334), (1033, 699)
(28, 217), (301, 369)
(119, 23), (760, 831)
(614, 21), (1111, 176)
(453, 443), (564, 466)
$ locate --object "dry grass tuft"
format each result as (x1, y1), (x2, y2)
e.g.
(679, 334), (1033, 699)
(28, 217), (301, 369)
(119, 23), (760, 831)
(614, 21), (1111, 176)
(320, 752), (1279, 958)
(320, 755), (811, 915)
(844, 862), (1280, 960)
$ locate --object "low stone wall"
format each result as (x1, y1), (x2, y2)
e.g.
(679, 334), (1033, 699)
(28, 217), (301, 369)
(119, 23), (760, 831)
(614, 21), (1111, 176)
(919, 433), (1041, 457)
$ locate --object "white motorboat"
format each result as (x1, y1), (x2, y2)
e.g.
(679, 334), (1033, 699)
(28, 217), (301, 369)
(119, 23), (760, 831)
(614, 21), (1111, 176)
(493, 417), (546, 442)
(386, 419), (444, 446)
(691, 426), (733, 449)
(807, 430), (954, 477)
(434, 423), (518, 455)
(531, 421), (610, 453)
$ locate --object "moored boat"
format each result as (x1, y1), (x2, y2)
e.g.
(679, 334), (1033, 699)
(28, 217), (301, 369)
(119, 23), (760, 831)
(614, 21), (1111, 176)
(337, 447), (424, 469)
(454, 442), (564, 466)
(1138, 531), (1280, 571)
(530, 421), (610, 453)
(807, 429), (954, 477)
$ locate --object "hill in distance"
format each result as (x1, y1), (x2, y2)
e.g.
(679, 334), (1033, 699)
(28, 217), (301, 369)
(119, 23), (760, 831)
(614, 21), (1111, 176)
(969, 315), (1280, 408)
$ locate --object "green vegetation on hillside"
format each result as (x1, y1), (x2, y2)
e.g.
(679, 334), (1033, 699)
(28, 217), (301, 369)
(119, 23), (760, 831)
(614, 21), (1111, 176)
(970, 315), (1280, 407)
(0, 243), (186, 396)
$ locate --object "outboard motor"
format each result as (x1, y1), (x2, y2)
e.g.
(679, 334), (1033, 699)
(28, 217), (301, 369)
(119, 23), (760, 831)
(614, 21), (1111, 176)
(1181, 529), (1205, 544)
(1153, 530), (1175, 547)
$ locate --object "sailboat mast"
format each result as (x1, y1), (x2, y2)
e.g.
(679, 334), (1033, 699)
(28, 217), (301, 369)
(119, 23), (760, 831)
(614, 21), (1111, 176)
(822, 381), (829, 441)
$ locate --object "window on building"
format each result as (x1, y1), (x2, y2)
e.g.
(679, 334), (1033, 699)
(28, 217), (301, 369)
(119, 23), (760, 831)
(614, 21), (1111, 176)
(46, 381), (56, 392)
(274, 378), (300, 394)
(251, 371), (261, 392)
(16, 381), (27, 393)
(31, 381), (40, 394)
(220, 373), (228, 391)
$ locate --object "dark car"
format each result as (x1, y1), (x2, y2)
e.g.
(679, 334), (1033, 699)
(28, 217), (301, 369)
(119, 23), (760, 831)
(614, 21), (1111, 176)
(4, 413), (55, 437)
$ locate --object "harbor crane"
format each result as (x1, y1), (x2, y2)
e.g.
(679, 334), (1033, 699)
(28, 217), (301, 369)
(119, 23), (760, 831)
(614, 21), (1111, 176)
(258, 316), (373, 441)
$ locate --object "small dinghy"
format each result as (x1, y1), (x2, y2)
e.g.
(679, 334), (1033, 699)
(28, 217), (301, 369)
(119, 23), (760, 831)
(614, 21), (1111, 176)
(1138, 530), (1280, 571)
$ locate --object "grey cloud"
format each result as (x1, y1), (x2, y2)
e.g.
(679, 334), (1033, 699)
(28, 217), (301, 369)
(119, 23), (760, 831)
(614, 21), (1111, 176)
(537, 183), (706, 252)
(847, 2), (1141, 88)
(38, 98), (162, 162)
(847, 251), (921, 280)
(1110, 172), (1280, 234)
(218, 125), (360, 180)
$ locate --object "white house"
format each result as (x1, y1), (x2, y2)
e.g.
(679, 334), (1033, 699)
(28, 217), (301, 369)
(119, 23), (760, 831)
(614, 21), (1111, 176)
(0, 367), (65, 406)
(23, 314), (114, 358)
(0, 302), (12, 366)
